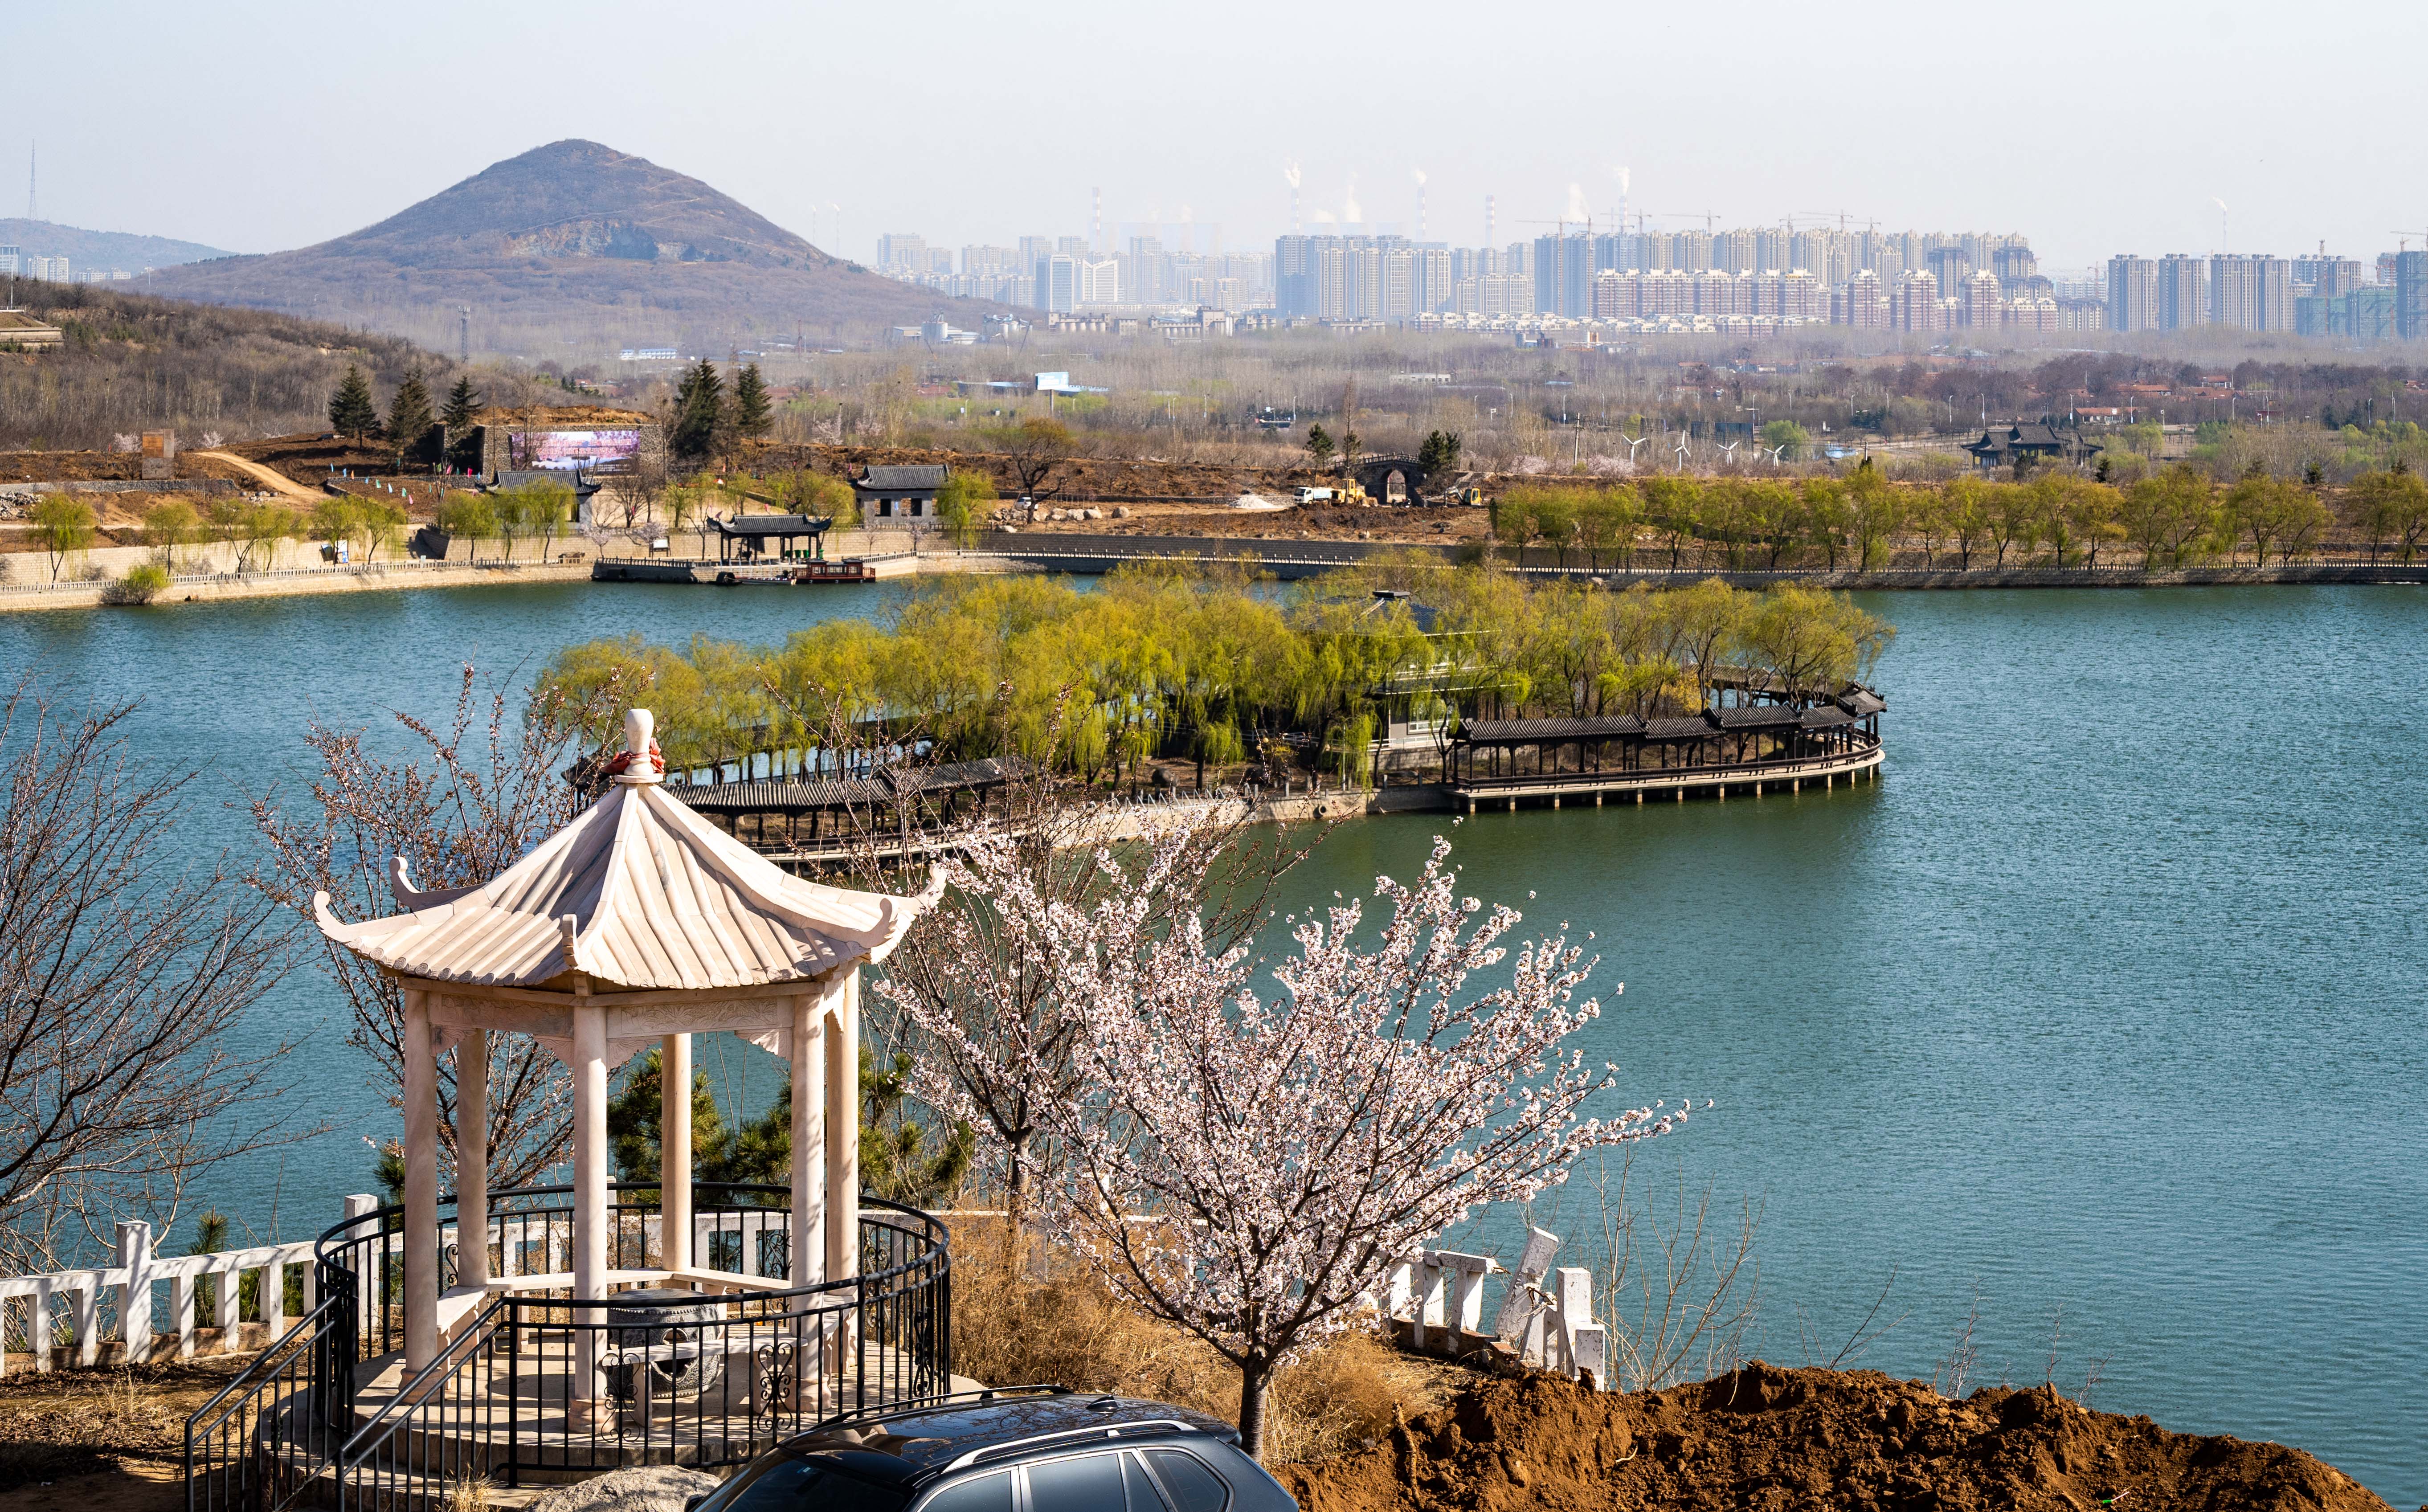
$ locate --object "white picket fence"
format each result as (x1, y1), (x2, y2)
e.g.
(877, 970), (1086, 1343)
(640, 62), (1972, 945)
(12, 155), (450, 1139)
(1382, 1226), (1608, 1390)
(0, 1218), (321, 1377)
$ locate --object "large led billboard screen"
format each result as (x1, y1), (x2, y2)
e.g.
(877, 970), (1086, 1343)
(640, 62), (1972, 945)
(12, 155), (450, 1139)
(507, 429), (642, 472)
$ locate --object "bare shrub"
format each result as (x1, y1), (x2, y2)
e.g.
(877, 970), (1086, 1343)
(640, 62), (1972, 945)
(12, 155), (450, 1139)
(1541, 1147), (1763, 1393)
(0, 686), (302, 1266)
(251, 665), (634, 1189)
(945, 1218), (1432, 1464)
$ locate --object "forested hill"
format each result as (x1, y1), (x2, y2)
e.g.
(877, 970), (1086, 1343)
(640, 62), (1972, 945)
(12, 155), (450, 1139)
(139, 139), (990, 355)
(0, 278), (447, 453)
(0, 217), (233, 274)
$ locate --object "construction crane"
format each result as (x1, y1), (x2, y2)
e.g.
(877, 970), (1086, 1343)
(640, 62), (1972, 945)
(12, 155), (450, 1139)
(2389, 231), (2428, 253)
(1796, 210), (1881, 234)
(1658, 212), (1722, 233)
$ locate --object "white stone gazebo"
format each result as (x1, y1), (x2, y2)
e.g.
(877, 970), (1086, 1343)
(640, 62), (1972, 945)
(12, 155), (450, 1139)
(313, 709), (938, 1423)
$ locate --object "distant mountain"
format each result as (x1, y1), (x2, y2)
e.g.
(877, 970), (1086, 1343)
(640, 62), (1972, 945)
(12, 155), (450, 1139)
(0, 219), (233, 275)
(139, 140), (985, 353)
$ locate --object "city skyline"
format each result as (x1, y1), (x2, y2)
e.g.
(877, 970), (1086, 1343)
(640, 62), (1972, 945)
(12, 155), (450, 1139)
(10, 0), (2428, 273)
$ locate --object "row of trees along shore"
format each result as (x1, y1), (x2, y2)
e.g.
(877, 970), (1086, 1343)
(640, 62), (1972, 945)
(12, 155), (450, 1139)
(541, 560), (1892, 786)
(1492, 462), (2428, 572)
(11, 480), (577, 584)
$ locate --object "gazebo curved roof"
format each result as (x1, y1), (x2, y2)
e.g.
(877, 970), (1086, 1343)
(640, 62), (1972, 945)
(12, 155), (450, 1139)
(315, 765), (938, 993)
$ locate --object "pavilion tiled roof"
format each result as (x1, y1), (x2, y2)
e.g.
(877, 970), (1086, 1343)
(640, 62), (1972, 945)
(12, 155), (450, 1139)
(856, 465), (948, 491)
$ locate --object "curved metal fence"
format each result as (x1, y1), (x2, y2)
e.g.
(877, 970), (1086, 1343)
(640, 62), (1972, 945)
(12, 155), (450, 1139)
(184, 1184), (951, 1511)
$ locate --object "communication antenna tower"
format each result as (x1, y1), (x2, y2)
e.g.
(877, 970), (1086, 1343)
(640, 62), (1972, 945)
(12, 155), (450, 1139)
(459, 306), (471, 364)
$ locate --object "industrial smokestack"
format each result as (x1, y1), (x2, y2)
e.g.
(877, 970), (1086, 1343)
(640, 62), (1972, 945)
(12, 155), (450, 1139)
(1283, 161), (1301, 235)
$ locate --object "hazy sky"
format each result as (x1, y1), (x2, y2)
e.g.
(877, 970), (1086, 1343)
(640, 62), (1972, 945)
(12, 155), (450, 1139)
(14, 0), (2426, 271)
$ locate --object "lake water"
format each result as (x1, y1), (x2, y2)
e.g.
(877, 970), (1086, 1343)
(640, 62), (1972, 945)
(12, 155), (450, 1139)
(2, 581), (2422, 1504)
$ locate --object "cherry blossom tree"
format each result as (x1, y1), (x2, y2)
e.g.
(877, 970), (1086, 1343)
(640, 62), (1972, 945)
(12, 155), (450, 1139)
(1025, 829), (1688, 1459)
(875, 792), (1312, 1248)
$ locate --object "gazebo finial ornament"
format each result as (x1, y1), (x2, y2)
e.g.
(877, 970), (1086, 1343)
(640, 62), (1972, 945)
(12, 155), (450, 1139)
(606, 707), (665, 784)
(311, 706), (938, 1416)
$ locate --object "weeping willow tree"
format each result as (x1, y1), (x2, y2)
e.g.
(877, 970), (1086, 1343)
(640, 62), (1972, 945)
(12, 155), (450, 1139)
(539, 559), (1893, 785)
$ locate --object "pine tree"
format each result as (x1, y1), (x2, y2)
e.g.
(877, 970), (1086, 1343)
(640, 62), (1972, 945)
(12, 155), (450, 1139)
(440, 374), (481, 430)
(732, 363), (773, 447)
(327, 365), (380, 440)
(386, 366), (434, 461)
(669, 359), (725, 462)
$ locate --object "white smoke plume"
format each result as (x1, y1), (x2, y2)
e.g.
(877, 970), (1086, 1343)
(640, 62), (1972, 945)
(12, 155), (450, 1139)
(1283, 161), (1301, 189)
(1566, 182), (1590, 223)
(1311, 209), (1337, 224)
(1344, 177), (1362, 225)
(1412, 167), (1428, 186)
(2211, 195), (2229, 212)
(1613, 165), (1631, 195)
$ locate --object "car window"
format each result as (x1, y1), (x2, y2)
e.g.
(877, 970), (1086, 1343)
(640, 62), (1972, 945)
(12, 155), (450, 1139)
(708, 1454), (913, 1512)
(918, 1471), (1014, 1512)
(1023, 1451), (1129, 1512)
(1122, 1453), (1169, 1512)
(1143, 1451), (1229, 1512)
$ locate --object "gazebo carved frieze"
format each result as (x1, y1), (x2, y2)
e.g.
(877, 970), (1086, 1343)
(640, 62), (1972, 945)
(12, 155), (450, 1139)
(411, 973), (844, 1071)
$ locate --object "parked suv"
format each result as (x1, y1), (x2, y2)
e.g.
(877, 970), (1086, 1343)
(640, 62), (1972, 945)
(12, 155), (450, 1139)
(687, 1387), (1299, 1512)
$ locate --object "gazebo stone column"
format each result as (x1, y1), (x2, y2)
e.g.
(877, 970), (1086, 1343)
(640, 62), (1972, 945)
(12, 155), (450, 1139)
(789, 994), (825, 1286)
(401, 988), (439, 1371)
(661, 1032), (691, 1272)
(569, 996), (608, 1426)
(454, 1028), (489, 1290)
(824, 971), (859, 1285)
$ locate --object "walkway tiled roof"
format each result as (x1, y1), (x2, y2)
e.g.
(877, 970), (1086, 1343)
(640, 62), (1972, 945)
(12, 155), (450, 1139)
(1458, 715), (1645, 744)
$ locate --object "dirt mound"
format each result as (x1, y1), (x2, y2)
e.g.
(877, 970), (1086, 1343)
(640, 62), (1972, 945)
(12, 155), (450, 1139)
(1279, 1363), (2392, 1512)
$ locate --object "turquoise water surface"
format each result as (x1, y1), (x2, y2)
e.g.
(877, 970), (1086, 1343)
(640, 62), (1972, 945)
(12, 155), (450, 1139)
(1, 581), (2420, 1503)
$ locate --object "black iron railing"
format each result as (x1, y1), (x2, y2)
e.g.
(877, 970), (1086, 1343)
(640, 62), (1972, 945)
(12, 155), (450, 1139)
(184, 1185), (950, 1512)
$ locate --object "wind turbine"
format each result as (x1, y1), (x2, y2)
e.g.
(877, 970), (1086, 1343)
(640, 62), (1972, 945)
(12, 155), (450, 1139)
(1671, 436), (1692, 472)
(1717, 441), (1741, 467)
(1765, 443), (1790, 466)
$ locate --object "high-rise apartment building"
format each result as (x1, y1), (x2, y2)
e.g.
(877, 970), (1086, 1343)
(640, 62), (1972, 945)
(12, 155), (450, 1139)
(1533, 232), (1593, 317)
(1713, 230), (1756, 274)
(1962, 271), (2002, 330)
(1035, 255), (1119, 312)
(2106, 256), (2159, 332)
(1758, 230), (1796, 278)
(2307, 257), (2366, 299)
(2397, 251), (2428, 340)
(2157, 254), (2206, 331)
(961, 245), (1018, 276)
(875, 233), (927, 274)
(1836, 272), (1892, 328)
(1894, 271), (1948, 332)
(1925, 247), (1973, 305)
(2211, 255), (2292, 332)
(1413, 247), (1453, 315)
(1991, 245), (2039, 290)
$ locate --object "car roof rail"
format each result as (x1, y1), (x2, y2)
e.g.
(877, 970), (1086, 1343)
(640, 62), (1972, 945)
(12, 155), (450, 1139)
(944, 1419), (1208, 1473)
(802, 1385), (1075, 1437)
